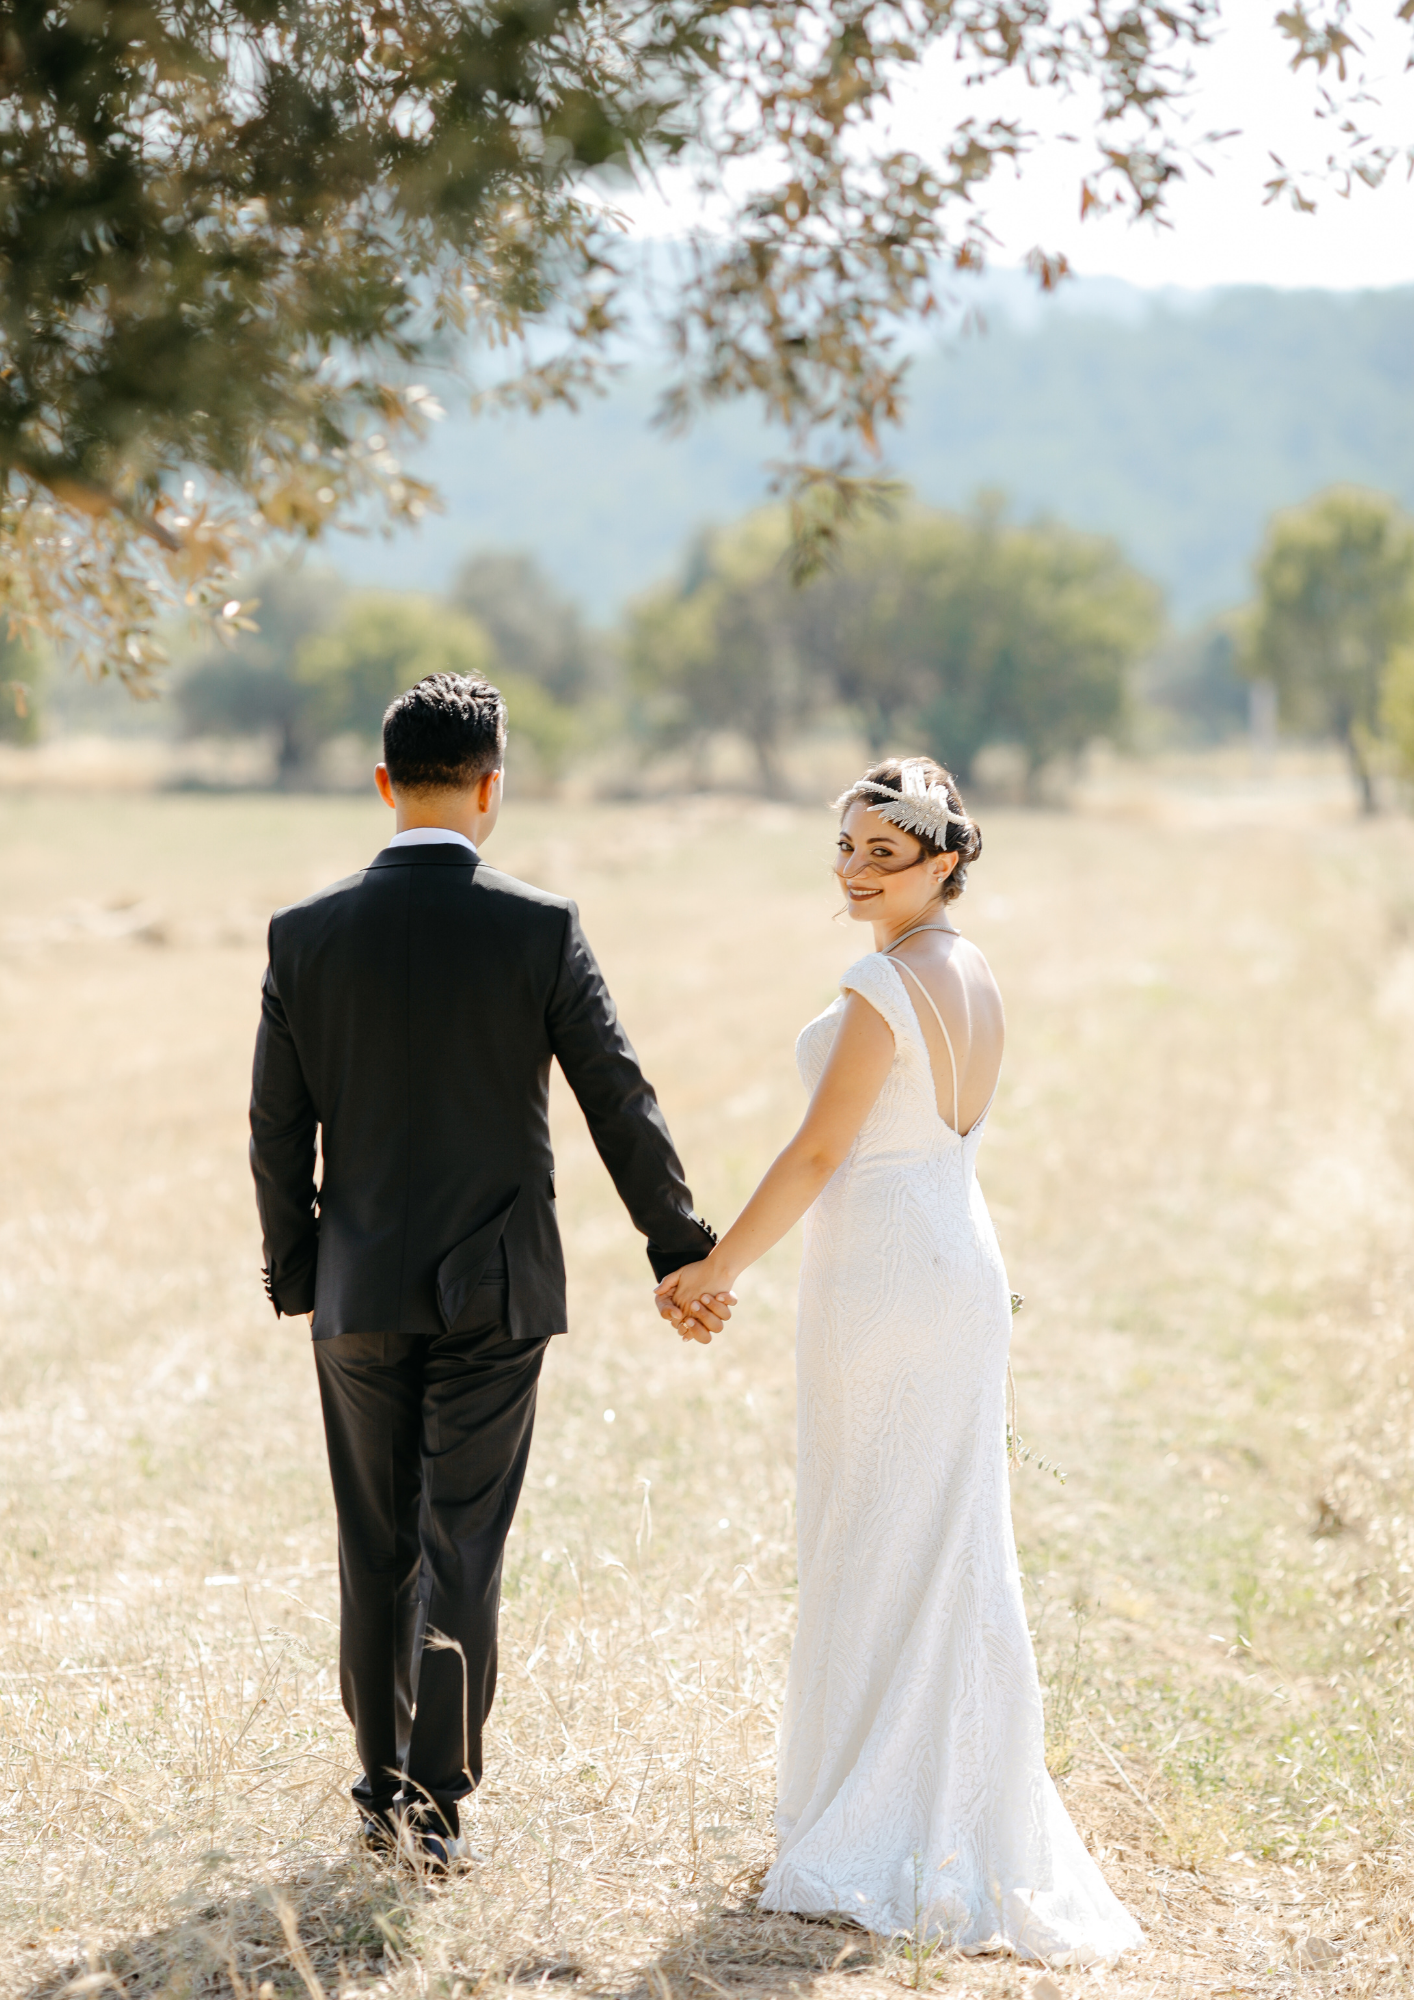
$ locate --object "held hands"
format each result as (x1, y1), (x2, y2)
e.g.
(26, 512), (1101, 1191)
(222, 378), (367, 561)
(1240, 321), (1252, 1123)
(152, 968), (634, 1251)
(654, 1258), (737, 1345)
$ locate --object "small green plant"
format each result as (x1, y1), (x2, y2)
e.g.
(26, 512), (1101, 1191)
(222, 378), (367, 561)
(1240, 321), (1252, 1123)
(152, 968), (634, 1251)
(1041, 1597), (1092, 1778)
(1005, 1297), (1066, 1481)
(892, 1851), (961, 1988)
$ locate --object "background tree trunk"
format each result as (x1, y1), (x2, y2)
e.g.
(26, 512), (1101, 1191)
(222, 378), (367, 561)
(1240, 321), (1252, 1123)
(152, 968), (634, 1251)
(1344, 722), (1377, 815)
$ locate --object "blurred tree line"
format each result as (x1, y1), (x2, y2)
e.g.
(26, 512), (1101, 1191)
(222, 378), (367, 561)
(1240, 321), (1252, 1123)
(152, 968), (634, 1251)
(1240, 487), (1414, 812)
(10, 481), (1414, 810)
(160, 494), (1165, 795)
(617, 485), (1414, 807)
(626, 498), (1162, 789)
(0, 628), (42, 746)
(1130, 486), (1414, 809)
(173, 558), (591, 787)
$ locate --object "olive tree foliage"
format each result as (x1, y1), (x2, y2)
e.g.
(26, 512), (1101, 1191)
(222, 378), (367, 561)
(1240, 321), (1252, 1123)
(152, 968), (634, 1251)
(0, 629), (43, 743)
(628, 498), (1160, 785)
(1140, 615), (1249, 745)
(1382, 640), (1414, 778)
(790, 510), (938, 754)
(452, 550), (594, 702)
(300, 593), (580, 778)
(625, 512), (812, 787)
(178, 577), (575, 781)
(2, 0), (1398, 685)
(919, 500), (1162, 780)
(176, 566), (347, 780)
(1240, 486), (1414, 812)
(791, 498), (1160, 780)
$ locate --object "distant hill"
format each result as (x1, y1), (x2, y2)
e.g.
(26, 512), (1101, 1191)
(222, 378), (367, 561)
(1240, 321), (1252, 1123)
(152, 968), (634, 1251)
(326, 283), (1414, 626)
(900, 287), (1414, 622)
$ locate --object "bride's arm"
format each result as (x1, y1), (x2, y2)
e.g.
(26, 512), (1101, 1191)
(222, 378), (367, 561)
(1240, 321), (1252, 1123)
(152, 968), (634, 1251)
(657, 994), (894, 1335)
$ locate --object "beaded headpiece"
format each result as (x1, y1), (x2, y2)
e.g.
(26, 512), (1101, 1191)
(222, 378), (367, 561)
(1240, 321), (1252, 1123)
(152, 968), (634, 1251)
(836, 759), (971, 845)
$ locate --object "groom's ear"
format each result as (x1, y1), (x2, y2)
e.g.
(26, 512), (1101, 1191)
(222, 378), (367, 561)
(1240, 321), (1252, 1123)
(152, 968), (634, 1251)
(374, 763), (397, 810)
(477, 768), (503, 812)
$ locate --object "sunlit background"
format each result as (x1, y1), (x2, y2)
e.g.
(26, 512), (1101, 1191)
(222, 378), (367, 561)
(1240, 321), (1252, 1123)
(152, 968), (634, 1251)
(4, 5), (1414, 1997)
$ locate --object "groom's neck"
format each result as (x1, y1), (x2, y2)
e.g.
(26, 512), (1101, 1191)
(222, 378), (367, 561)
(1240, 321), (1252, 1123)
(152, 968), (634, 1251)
(394, 793), (478, 838)
(375, 763), (502, 846)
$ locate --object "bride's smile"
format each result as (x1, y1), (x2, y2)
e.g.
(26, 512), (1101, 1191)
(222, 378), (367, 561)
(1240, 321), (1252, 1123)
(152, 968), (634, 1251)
(835, 806), (958, 942)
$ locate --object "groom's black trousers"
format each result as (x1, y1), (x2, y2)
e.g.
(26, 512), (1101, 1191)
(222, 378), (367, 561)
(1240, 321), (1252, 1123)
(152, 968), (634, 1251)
(313, 1269), (546, 1837)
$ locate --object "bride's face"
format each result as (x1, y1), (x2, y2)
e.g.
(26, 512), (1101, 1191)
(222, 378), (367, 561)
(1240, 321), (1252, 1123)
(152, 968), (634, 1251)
(835, 803), (951, 925)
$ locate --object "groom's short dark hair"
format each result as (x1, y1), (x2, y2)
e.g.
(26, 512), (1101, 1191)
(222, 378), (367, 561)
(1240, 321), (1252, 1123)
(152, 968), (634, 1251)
(382, 673), (507, 793)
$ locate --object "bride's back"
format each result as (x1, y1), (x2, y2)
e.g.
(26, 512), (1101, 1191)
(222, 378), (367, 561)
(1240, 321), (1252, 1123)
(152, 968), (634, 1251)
(887, 932), (1004, 1137)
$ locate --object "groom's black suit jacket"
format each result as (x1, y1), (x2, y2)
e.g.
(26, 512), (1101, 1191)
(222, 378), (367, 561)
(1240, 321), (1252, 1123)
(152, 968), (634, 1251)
(250, 842), (715, 1340)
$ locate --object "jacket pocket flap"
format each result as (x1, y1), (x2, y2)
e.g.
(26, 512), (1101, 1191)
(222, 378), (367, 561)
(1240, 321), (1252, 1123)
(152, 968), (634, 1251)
(436, 1193), (518, 1330)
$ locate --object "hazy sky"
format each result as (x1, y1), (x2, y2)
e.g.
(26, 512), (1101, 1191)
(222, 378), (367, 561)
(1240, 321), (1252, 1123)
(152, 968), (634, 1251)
(619, 0), (1414, 293)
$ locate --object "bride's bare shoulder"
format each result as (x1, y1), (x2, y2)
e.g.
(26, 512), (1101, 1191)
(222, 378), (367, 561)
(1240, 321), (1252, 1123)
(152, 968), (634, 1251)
(954, 935), (1004, 1013)
(913, 933), (1005, 1032)
(905, 929), (997, 986)
(954, 932), (1000, 984)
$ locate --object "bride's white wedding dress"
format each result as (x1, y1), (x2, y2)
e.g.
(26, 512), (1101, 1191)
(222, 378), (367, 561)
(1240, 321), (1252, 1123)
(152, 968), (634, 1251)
(759, 951), (1140, 1964)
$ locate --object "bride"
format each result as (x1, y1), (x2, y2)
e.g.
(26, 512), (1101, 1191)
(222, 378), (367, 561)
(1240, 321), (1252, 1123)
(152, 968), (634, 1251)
(655, 757), (1140, 1964)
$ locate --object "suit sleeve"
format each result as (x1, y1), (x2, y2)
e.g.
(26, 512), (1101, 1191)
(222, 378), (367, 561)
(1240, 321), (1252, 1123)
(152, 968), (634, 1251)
(249, 928), (320, 1316)
(547, 902), (716, 1280)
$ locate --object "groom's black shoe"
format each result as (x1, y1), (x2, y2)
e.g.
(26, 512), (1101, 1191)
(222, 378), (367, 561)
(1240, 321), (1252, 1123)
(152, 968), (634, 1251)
(394, 1821), (473, 1874)
(408, 1830), (471, 1874)
(356, 1807), (400, 1856)
(392, 1797), (473, 1873)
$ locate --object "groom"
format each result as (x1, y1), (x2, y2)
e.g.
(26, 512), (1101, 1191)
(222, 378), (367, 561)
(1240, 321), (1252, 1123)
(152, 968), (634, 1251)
(249, 671), (725, 1863)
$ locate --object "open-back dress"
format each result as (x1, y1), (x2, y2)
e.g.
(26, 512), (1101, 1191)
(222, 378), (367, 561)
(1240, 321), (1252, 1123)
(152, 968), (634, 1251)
(758, 950), (1141, 1965)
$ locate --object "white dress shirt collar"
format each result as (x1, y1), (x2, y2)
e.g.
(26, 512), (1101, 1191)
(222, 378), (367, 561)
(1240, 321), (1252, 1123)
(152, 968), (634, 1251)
(385, 826), (478, 856)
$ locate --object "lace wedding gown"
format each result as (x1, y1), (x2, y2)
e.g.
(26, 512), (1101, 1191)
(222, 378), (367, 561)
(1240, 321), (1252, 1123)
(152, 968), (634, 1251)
(759, 952), (1140, 1964)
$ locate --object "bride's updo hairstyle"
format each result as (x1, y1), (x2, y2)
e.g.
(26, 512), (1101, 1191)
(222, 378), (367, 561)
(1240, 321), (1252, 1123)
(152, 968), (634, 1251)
(834, 756), (982, 905)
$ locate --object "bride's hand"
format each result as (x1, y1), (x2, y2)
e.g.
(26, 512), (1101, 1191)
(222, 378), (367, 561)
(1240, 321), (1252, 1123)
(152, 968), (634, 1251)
(654, 1261), (737, 1344)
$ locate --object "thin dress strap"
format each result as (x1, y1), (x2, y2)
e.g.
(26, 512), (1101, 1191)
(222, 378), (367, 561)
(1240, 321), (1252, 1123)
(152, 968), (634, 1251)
(890, 957), (962, 1137)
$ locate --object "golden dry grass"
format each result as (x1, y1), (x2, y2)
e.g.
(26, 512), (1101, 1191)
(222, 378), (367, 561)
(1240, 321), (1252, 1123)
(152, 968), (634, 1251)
(2, 773), (1413, 2000)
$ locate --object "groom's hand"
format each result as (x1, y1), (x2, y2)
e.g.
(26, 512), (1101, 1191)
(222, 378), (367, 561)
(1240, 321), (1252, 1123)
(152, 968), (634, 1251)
(654, 1267), (736, 1344)
(661, 1292), (733, 1343)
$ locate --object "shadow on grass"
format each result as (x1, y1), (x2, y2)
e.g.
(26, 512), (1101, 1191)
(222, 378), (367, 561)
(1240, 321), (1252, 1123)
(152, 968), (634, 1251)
(634, 1904), (882, 2000)
(21, 1879), (891, 2000)
(18, 1852), (418, 2000)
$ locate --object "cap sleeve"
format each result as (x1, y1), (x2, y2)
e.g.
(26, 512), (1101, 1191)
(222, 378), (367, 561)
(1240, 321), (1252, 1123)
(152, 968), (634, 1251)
(839, 953), (919, 1049)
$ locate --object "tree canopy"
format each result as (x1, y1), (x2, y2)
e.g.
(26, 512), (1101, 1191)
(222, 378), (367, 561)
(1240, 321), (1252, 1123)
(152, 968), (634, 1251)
(0, 629), (43, 745)
(176, 566), (347, 779)
(626, 511), (812, 787)
(1382, 642), (1414, 779)
(178, 575), (578, 782)
(1240, 485), (1414, 811)
(1, 0), (1400, 681)
(297, 597), (495, 742)
(452, 551), (594, 703)
(627, 498), (1160, 785)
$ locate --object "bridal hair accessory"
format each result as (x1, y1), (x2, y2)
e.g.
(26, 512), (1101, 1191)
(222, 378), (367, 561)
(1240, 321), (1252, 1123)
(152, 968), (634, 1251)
(838, 760), (972, 845)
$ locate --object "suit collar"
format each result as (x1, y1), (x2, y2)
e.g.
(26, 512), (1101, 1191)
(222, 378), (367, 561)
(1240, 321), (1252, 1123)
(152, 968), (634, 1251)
(368, 844), (481, 871)
(386, 826), (479, 856)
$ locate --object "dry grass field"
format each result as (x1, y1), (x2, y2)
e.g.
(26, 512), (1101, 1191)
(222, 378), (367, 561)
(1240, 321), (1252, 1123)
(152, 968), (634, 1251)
(2, 773), (1413, 2000)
